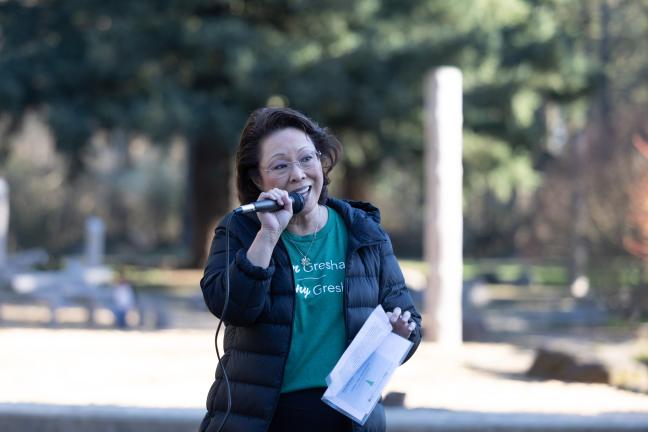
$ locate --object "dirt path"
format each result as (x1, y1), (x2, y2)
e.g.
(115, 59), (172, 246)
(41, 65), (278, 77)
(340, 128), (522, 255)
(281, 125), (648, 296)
(1, 328), (647, 414)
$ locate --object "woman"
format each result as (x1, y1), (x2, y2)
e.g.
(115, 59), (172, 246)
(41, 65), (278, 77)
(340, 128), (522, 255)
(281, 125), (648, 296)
(199, 107), (421, 432)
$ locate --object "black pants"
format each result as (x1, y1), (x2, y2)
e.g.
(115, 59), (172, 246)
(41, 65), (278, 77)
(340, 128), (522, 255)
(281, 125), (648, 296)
(268, 387), (352, 432)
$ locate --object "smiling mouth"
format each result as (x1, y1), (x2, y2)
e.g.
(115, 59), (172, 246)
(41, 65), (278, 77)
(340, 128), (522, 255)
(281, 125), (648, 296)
(293, 186), (311, 199)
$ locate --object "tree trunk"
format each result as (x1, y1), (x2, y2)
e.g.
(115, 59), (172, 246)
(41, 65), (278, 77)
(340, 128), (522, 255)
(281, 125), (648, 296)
(596, 0), (613, 160)
(341, 161), (371, 201)
(186, 137), (232, 268)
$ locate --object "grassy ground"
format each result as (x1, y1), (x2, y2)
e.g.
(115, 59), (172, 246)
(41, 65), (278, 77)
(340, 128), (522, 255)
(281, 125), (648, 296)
(639, 352), (648, 367)
(397, 259), (569, 285)
(119, 258), (644, 292)
(116, 260), (648, 327)
(119, 266), (203, 294)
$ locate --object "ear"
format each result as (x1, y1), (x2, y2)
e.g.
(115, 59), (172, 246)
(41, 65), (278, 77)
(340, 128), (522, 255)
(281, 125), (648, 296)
(251, 171), (263, 190)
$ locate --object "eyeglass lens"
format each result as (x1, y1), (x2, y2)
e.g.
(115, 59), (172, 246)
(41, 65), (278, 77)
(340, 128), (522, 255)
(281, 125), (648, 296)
(266, 152), (319, 177)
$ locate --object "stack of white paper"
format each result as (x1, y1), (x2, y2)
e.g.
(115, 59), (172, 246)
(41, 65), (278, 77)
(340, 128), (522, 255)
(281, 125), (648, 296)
(322, 305), (413, 425)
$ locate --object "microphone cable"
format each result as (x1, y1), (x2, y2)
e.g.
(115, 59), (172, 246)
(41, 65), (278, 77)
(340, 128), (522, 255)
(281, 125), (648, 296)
(214, 211), (234, 432)
(213, 195), (301, 431)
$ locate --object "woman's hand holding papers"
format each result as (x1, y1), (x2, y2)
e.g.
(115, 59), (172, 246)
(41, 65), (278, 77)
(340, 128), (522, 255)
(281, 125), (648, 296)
(386, 307), (416, 339)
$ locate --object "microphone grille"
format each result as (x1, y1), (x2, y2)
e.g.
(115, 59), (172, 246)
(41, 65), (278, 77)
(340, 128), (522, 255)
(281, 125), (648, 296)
(289, 192), (305, 214)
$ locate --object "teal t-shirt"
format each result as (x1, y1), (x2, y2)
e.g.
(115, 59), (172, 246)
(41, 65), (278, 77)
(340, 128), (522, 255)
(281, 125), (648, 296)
(280, 206), (348, 393)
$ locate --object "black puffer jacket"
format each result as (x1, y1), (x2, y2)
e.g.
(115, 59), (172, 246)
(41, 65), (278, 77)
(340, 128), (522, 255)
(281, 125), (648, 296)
(199, 198), (422, 432)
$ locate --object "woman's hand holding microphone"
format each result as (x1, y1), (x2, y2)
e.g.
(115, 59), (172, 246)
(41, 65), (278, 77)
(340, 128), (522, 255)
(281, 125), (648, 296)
(255, 188), (294, 238)
(246, 188), (293, 269)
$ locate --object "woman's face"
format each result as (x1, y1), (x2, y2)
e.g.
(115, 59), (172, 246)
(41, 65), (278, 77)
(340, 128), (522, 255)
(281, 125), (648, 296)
(257, 127), (324, 215)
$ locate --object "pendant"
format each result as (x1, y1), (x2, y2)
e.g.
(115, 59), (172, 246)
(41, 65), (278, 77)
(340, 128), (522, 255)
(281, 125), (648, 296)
(301, 256), (311, 266)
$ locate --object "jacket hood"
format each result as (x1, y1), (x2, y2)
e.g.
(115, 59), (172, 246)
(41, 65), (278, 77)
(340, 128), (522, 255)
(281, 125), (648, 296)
(343, 200), (381, 224)
(326, 197), (386, 248)
(326, 198), (380, 223)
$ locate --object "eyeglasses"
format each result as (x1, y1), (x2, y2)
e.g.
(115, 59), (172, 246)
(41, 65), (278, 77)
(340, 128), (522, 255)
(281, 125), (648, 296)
(262, 151), (321, 179)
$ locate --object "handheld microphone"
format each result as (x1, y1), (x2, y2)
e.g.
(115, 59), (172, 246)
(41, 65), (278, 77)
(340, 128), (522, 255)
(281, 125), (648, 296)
(234, 191), (305, 214)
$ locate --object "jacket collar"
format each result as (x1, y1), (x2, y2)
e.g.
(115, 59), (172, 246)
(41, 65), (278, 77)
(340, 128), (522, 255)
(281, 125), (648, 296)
(325, 197), (386, 250)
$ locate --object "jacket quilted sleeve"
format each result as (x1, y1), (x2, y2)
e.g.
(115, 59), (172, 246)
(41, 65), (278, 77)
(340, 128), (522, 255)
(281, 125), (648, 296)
(200, 215), (273, 326)
(378, 235), (422, 363)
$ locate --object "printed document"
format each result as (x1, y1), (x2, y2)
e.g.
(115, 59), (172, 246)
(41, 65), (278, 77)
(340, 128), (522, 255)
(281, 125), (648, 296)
(322, 305), (412, 425)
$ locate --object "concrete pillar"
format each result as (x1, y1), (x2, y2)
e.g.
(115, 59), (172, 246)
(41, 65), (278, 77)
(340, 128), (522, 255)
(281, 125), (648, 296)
(424, 67), (464, 346)
(85, 216), (105, 267)
(0, 178), (8, 270)
(570, 132), (590, 297)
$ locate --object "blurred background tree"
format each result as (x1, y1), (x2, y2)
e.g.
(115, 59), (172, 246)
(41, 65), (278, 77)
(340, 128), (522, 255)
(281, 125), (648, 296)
(0, 0), (647, 300)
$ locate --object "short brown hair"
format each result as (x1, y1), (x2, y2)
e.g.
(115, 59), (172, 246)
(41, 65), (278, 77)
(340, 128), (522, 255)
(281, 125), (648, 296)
(235, 107), (342, 205)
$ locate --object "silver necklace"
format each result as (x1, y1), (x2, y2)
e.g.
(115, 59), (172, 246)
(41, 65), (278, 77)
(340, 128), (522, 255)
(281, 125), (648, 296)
(286, 206), (322, 267)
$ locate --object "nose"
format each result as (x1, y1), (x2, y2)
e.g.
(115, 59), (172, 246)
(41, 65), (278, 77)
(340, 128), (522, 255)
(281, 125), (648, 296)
(287, 162), (306, 181)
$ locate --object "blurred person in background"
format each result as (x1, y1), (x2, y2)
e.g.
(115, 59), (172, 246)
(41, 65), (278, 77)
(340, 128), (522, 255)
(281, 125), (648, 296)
(199, 107), (422, 432)
(112, 271), (136, 329)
